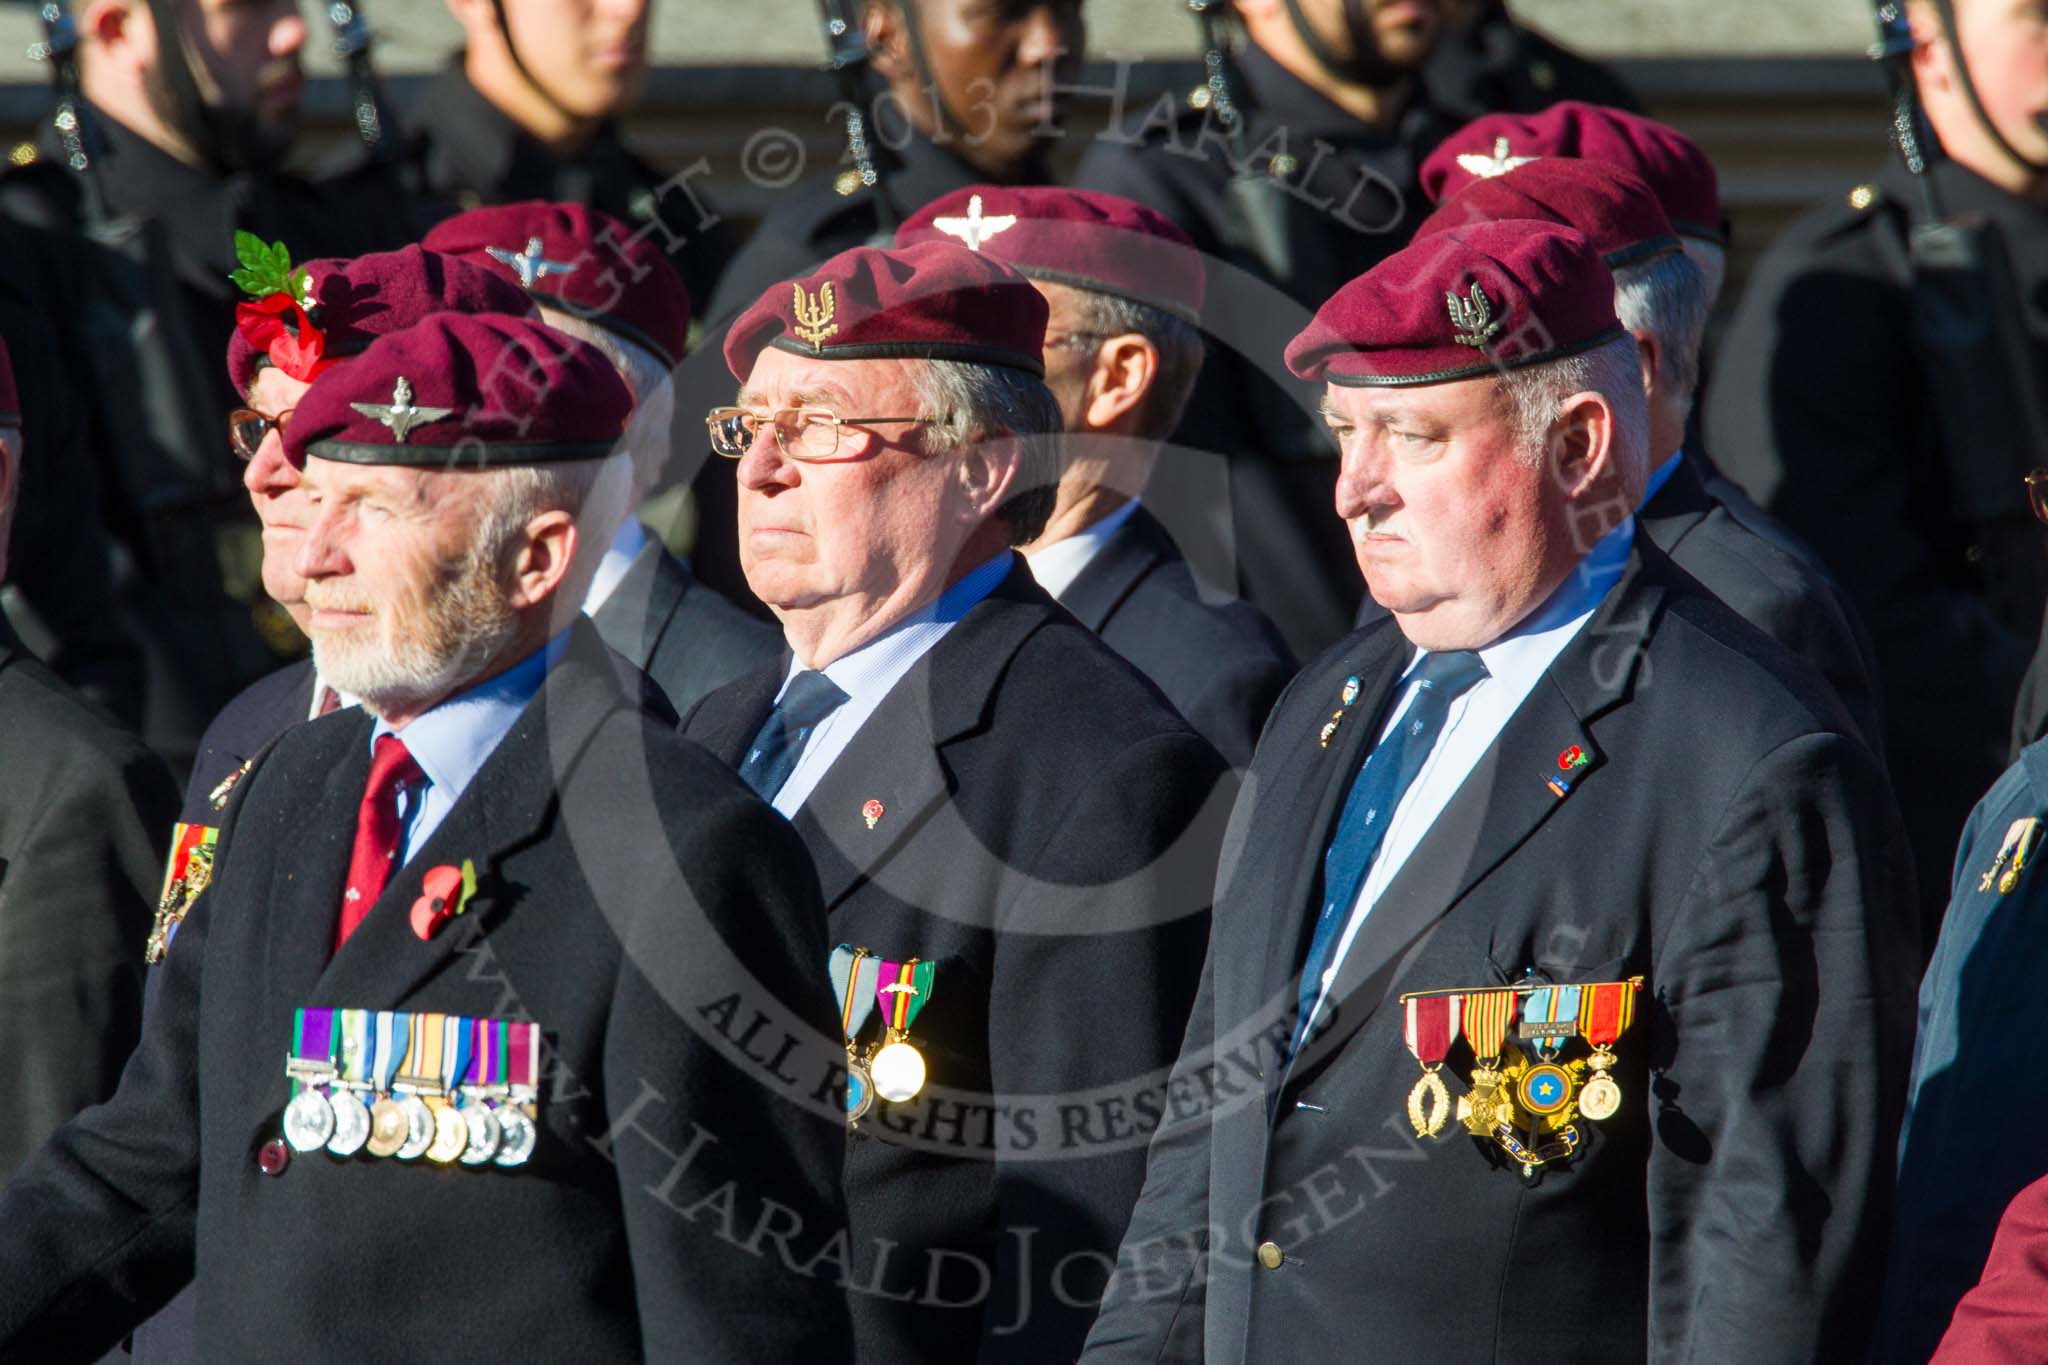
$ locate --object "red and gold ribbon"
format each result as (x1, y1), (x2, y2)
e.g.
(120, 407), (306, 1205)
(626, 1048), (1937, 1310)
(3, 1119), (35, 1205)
(1462, 988), (1517, 1061)
(1581, 981), (1639, 1049)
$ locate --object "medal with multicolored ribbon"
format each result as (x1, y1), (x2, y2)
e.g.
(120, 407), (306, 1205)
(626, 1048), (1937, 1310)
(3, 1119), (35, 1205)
(829, 945), (882, 1125)
(366, 1010), (411, 1157)
(147, 822), (218, 964)
(493, 1020), (540, 1168)
(871, 958), (936, 1103)
(1402, 993), (1462, 1137)
(1519, 984), (1581, 1061)
(326, 1009), (374, 1157)
(1577, 980), (1640, 1121)
(1457, 988), (1518, 1136)
(457, 1018), (503, 1166)
(389, 1014), (439, 1161)
(425, 1015), (475, 1164)
(282, 1007), (340, 1153)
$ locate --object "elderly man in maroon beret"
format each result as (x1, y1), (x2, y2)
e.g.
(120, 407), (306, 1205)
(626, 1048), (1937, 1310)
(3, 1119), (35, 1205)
(686, 240), (1232, 1363)
(894, 186), (1296, 769)
(426, 200), (780, 715)
(1082, 221), (1916, 1364)
(0, 314), (852, 1361)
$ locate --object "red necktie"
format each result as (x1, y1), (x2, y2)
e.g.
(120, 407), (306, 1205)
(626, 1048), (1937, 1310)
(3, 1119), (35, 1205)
(335, 735), (424, 950)
(315, 685), (342, 717)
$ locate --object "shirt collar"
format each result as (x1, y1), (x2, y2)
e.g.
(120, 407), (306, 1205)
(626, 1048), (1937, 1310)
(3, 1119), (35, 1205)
(369, 633), (564, 803)
(781, 551), (1014, 704)
(584, 519), (650, 614)
(1023, 498), (1140, 601)
(1640, 451), (1684, 508)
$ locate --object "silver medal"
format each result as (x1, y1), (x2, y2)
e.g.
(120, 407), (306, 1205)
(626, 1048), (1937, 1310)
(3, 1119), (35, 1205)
(325, 1088), (371, 1157)
(282, 1088), (336, 1153)
(492, 1106), (537, 1168)
(458, 1103), (502, 1166)
(395, 1094), (435, 1161)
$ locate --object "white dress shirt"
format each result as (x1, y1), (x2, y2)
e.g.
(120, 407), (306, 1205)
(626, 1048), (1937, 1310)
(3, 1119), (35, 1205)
(768, 551), (1014, 818)
(582, 518), (649, 615)
(1021, 497), (1140, 600)
(1307, 518), (1636, 1024)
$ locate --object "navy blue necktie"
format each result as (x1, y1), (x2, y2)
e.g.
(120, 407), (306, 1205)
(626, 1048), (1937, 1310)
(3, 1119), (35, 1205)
(738, 670), (850, 800)
(1292, 650), (1490, 1053)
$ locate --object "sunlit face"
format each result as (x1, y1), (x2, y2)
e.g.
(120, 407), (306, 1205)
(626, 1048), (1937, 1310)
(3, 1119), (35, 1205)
(178, 0), (307, 136)
(245, 365), (317, 616)
(1324, 374), (1571, 649)
(294, 459), (520, 717)
(1949, 0), (2048, 167)
(732, 348), (975, 631)
(911, 0), (1085, 171)
(501, 0), (651, 120)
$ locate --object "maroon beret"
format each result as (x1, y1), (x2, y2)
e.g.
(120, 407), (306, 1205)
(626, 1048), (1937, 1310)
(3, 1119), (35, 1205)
(1420, 102), (1725, 245)
(1286, 220), (1624, 387)
(226, 245), (536, 394)
(422, 201), (691, 371)
(892, 185), (1205, 323)
(0, 335), (16, 427)
(723, 241), (1049, 381)
(284, 312), (631, 468)
(1417, 159), (1680, 270)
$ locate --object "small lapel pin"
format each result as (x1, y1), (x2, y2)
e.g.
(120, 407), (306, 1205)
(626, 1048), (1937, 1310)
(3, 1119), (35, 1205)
(862, 799), (885, 830)
(409, 858), (479, 941)
(1545, 744), (1592, 798)
(207, 758), (253, 811)
(1981, 817), (2043, 894)
(1320, 675), (1364, 749)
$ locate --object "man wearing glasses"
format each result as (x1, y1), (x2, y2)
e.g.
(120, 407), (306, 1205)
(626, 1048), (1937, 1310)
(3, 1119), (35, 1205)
(686, 240), (1232, 1364)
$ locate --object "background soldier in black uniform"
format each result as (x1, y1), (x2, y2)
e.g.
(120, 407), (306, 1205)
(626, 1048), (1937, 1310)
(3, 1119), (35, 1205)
(0, 0), (427, 775)
(1705, 0), (2048, 932)
(1420, 0), (1641, 120)
(410, 0), (734, 311)
(1072, 0), (1457, 659)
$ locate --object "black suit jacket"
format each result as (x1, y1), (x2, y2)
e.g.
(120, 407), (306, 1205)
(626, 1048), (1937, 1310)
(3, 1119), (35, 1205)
(1057, 507), (1295, 770)
(1082, 544), (1918, 1364)
(0, 623), (852, 1362)
(0, 623), (176, 1182)
(588, 535), (780, 719)
(1639, 452), (1884, 752)
(683, 563), (1233, 1364)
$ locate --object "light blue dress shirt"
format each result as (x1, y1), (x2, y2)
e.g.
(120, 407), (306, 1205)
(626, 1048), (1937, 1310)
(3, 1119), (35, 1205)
(370, 632), (564, 867)
(768, 551), (1014, 818)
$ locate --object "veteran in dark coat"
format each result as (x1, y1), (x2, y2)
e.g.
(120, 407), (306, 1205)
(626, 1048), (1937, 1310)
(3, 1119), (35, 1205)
(0, 314), (851, 1362)
(1081, 222), (1918, 1364)
(1411, 149), (1884, 749)
(1705, 0), (2048, 927)
(685, 242), (1232, 1363)
(894, 186), (1296, 767)
(0, 339), (179, 1185)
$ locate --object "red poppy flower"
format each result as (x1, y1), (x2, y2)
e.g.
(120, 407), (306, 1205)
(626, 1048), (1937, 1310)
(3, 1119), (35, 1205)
(1558, 745), (1585, 771)
(234, 294), (336, 383)
(409, 863), (467, 941)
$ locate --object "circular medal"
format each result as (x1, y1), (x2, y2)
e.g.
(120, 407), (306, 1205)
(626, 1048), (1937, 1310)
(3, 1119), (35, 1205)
(869, 1039), (927, 1104)
(493, 1106), (537, 1168)
(459, 1103), (502, 1166)
(1516, 1062), (1575, 1117)
(282, 1089), (336, 1153)
(367, 1097), (410, 1157)
(427, 1102), (470, 1164)
(1579, 1070), (1622, 1122)
(395, 1094), (435, 1160)
(845, 1057), (875, 1125)
(326, 1089), (372, 1158)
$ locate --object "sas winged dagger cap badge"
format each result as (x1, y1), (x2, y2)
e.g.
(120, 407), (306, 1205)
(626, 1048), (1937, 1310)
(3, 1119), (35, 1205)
(350, 376), (455, 443)
(792, 280), (839, 353)
(1446, 281), (1505, 349)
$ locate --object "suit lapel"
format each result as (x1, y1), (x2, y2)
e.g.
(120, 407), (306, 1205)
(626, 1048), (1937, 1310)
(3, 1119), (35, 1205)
(1637, 451), (1714, 556)
(1284, 552), (1670, 1089)
(790, 560), (1052, 912)
(691, 665), (782, 768)
(1057, 505), (1175, 633)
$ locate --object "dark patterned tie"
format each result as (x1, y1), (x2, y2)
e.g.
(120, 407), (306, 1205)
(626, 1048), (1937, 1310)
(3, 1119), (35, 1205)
(738, 670), (851, 801)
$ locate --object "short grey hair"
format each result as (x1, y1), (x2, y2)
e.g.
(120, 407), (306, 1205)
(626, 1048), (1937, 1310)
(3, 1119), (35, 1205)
(1612, 250), (1708, 402)
(1498, 332), (1652, 497)
(1680, 238), (1727, 309)
(472, 451), (636, 601)
(909, 359), (1063, 545)
(1070, 290), (1205, 441)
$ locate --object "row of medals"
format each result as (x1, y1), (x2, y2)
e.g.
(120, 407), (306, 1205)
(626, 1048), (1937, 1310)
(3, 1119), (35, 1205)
(283, 1071), (538, 1168)
(845, 1028), (927, 1126)
(1412, 1035), (1624, 1173)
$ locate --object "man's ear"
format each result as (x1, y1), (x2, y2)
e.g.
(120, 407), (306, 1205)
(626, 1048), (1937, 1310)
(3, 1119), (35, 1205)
(1907, 0), (1953, 94)
(1631, 331), (1660, 399)
(953, 429), (1023, 523)
(81, 0), (145, 62)
(1083, 334), (1159, 433)
(863, 0), (916, 87)
(506, 510), (579, 611)
(1545, 390), (1617, 501)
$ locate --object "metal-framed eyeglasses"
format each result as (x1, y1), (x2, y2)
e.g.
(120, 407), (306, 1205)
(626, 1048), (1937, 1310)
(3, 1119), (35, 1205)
(227, 407), (295, 461)
(705, 406), (936, 461)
